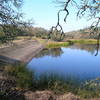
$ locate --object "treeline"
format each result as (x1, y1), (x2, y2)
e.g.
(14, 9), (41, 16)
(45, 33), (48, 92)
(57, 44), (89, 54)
(18, 26), (65, 41)
(1, 25), (100, 44)
(0, 25), (65, 43)
(18, 27), (49, 38)
(0, 25), (48, 43)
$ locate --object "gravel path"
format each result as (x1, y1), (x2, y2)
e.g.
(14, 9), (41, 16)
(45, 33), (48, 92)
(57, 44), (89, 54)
(0, 40), (44, 63)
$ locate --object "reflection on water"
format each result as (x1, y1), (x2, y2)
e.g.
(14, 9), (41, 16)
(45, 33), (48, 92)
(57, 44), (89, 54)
(69, 44), (98, 55)
(28, 44), (100, 81)
(34, 48), (63, 58)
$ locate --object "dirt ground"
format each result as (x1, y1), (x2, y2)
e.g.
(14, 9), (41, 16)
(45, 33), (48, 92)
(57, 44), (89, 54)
(24, 91), (100, 100)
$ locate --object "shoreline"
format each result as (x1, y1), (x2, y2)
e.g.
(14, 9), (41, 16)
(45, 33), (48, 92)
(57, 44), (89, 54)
(0, 38), (98, 63)
(0, 38), (99, 63)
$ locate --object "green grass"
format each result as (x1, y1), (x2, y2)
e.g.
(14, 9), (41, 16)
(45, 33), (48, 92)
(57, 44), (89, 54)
(0, 42), (2, 46)
(32, 74), (79, 94)
(5, 64), (34, 89)
(32, 73), (100, 98)
(46, 42), (71, 48)
(46, 39), (98, 48)
(69, 39), (98, 44)
(33, 74), (100, 98)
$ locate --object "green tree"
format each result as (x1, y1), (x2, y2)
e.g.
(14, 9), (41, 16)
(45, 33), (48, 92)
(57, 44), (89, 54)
(0, 0), (23, 42)
(0, 0), (33, 43)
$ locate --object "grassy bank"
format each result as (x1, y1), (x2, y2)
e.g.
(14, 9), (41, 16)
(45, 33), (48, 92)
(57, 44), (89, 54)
(45, 39), (98, 48)
(1, 64), (100, 99)
(46, 41), (70, 48)
(69, 39), (98, 44)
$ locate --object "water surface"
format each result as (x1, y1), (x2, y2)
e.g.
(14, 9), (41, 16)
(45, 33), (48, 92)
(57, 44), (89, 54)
(28, 44), (100, 81)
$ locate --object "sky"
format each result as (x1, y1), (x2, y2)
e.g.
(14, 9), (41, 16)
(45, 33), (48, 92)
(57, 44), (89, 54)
(22, 0), (93, 32)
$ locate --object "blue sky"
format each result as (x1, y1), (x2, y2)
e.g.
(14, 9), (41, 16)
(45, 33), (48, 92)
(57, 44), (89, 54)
(22, 0), (93, 32)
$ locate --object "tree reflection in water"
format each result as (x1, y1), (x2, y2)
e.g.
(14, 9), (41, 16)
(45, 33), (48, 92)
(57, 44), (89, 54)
(35, 44), (100, 58)
(68, 44), (100, 55)
(35, 48), (63, 58)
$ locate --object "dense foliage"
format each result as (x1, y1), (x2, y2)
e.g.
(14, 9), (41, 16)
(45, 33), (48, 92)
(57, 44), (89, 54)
(0, 0), (22, 43)
(0, 0), (34, 43)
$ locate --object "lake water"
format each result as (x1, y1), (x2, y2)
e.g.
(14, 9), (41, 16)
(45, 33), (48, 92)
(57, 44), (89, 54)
(27, 44), (100, 81)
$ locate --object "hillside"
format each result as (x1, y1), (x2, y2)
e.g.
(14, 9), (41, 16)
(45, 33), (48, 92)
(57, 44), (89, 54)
(65, 28), (96, 39)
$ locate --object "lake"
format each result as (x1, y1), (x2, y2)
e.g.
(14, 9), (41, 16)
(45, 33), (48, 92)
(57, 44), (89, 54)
(27, 44), (100, 81)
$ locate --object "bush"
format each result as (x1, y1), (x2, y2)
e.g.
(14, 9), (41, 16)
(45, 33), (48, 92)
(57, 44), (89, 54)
(78, 78), (100, 98)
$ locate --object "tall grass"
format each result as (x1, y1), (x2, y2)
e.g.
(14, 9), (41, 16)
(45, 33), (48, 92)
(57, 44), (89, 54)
(3, 64), (100, 98)
(4, 64), (34, 89)
(32, 74), (80, 94)
(32, 74), (100, 98)
(77, 78), (100, 98)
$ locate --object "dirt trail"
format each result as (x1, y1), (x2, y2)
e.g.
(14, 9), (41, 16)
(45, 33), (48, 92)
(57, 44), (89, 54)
(0, 40), (44, 63)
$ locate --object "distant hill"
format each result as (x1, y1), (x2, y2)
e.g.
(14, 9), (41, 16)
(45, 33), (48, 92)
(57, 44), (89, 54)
(65, 28), (97, 39)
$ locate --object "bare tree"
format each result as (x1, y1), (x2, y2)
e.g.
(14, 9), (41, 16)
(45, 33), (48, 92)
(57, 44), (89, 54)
(53, 0), (100, 54)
